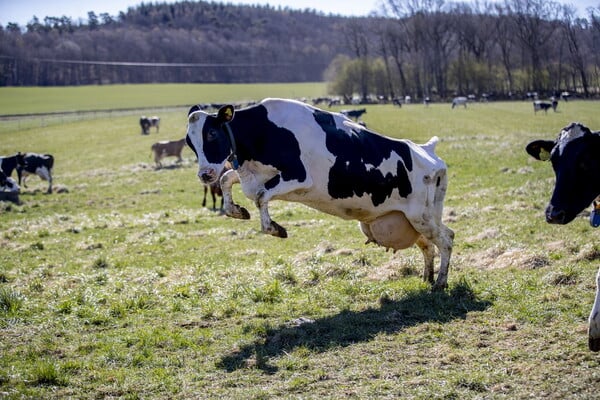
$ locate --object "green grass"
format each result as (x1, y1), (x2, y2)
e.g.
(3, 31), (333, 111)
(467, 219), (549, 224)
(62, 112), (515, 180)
(1, 90), (600, 398)
(0, 83), (327, 115)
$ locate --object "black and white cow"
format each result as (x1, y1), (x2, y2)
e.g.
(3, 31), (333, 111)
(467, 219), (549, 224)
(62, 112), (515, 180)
(16, 152), (54, 194)
(533, 100), (558, 114)
(140, 116), (160, 134)
(526, 122), (600, 351)
(186, 98), (454, 289)
(0, 170), (19, 192)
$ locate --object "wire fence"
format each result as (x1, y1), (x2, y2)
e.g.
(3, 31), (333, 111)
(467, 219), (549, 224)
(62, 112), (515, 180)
(0, 106), (186, 134)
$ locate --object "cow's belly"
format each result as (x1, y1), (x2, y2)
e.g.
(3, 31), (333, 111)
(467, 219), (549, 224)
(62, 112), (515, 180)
(280, 187), (419, 222)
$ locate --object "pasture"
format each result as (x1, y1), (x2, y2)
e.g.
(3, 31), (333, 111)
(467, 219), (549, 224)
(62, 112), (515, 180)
(1, 86), (599, 399)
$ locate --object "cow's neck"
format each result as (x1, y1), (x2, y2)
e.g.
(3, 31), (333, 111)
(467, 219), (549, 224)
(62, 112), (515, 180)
(223, 122), (239, 169)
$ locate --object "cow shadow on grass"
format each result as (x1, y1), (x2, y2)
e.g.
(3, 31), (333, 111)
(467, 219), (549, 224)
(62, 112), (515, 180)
(217, 280), (491, 373)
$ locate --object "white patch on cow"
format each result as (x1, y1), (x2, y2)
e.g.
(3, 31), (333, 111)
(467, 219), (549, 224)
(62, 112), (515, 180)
(557, 124), (586, 156)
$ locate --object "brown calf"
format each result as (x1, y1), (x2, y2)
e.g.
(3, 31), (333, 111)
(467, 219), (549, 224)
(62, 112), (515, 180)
(151, 138), (186, 168)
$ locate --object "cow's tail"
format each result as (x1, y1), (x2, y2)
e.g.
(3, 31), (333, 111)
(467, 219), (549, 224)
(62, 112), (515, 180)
(421, 136), (439, 155)
(45, 154), (54, 170)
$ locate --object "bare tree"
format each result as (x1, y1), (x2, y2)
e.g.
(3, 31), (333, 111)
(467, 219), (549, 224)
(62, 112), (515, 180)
(504, 0), (561, 92)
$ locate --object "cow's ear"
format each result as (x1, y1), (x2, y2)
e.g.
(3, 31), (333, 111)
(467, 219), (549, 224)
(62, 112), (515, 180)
(526, 140), (555, 161)
(188, 105), (201, 116)
(217, 105), (235, 123)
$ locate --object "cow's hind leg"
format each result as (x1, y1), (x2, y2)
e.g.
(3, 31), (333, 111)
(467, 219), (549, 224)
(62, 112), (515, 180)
(416, 236), (435, 284)
(220, 170), (250, 220)
(589, 266), (600, 352)
(430, 224), (454, 290)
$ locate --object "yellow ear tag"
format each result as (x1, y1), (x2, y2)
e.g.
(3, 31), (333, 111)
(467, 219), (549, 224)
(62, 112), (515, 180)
(539, 148), (551, 161)
(223, 107), (233, 121)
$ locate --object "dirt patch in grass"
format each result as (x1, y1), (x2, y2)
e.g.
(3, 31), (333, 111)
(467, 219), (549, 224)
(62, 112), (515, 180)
(464, 247), (550, 270)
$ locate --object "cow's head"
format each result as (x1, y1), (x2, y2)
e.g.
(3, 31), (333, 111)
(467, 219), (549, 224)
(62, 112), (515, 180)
(526, 122), (600, 224)
(186, 104), (235, 184)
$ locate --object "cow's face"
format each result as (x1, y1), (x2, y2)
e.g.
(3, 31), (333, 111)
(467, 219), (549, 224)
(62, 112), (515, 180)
(186, 105), (235, 184)
(526, 123), (600, 224)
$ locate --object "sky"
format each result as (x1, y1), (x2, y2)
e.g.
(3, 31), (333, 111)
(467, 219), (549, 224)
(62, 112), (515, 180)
(1, 0), (599, 27)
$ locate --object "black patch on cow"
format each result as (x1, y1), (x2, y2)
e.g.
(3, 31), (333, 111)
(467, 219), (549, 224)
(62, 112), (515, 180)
(313, 110), (413, 206)
(232, 105), (306, 185)
(265, 175), (281, 190)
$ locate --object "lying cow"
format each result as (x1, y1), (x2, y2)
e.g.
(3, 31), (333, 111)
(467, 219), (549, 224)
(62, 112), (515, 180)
(151, 138), (186, 168)
(526, 122), (600, 351)
(533, 100), (558, 114)
(140, 116), (160, 134)
(186, 98), (454, 290)
(8, 152), (54, 194)
(0, 170), (19, 192)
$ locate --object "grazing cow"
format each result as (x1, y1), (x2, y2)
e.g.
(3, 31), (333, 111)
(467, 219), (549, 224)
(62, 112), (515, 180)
(526, 122), (600, 351)
(341, 108), (367, 121)
(451, 96), (468, 109)
(12, 153), (54, 194)
(140, 116), (160, 134)
(151, 138), (186, 168)
(186, 98), (454, 289)
(533, 100), (558, 114)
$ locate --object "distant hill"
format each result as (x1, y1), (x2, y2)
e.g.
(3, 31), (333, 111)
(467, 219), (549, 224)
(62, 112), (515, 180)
(0, 1), (359, 86)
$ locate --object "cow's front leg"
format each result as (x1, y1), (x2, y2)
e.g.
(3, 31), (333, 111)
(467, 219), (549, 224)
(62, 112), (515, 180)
(220, 169), (250, 220)
(255, 189), (287, 238)
(589, 266), (600, 352)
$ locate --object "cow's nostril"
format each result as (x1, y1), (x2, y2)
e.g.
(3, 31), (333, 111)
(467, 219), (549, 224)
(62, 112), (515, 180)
(546, 206), (566, 224)
(201, 173), (213, 183)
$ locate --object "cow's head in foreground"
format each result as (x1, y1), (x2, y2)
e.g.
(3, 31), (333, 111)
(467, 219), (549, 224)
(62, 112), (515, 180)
(526, 122), (600, 224)
(186, 98), (454, 290)
(526, 122), (600, 352)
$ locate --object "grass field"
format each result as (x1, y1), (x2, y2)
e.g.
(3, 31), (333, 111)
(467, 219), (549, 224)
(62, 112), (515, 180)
(1, 85), (600, 399)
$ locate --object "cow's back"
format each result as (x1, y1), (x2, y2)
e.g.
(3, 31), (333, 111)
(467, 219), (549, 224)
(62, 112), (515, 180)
(257, 99), (446, 221)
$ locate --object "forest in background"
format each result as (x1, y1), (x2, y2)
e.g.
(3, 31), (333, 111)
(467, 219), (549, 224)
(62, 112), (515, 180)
(1, 0), (600, 101)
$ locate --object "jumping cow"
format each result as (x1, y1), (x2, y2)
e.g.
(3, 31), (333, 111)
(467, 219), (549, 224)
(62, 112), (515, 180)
(151, 138), (186, 168)
(186, 98), (454, 289)
(526, 122), (600, 351)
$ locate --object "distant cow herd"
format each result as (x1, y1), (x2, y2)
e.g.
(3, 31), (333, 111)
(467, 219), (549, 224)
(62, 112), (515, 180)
(2, 96), (598, 351)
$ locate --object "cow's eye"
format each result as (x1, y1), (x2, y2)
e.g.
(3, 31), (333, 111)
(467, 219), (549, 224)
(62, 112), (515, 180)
(206, 129), (219, 142)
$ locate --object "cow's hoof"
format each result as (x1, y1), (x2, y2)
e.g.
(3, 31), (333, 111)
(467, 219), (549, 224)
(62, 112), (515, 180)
(265, 222), (287, 238)
(590, 337), (600, 352)
(226, 205), (251, 220)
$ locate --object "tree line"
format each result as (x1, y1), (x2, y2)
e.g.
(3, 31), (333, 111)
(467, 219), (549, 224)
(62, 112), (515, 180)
(327, 0), (600, 101)
(1, 0), (599, 101)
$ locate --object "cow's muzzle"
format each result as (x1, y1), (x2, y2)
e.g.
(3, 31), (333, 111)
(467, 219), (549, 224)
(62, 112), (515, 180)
(545, 205), (567, 224)
(198, 168), (217, 185)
